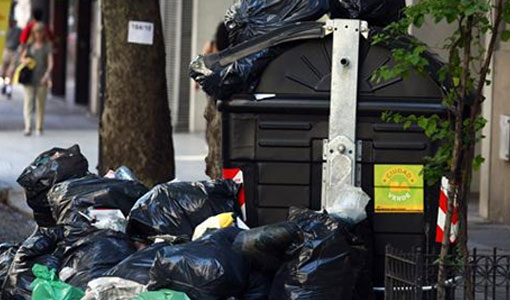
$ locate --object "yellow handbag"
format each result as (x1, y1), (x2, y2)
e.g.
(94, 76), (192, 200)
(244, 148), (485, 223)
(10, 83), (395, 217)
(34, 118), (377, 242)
(13, 58), (36, 85)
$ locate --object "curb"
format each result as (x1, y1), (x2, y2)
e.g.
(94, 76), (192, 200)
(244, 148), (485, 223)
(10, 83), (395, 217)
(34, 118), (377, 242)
(0, 187), (7, 204)
(1, 186), (33, 218)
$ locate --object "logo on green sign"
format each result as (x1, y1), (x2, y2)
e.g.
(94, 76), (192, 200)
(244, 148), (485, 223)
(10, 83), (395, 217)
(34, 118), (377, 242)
(374, 165), (424, 213)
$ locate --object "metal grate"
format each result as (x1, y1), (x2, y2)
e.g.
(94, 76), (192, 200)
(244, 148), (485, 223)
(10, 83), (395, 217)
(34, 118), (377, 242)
(385, 245), (510, 300)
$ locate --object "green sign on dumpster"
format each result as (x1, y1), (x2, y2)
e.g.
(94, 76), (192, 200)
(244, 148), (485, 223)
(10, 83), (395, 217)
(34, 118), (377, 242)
(374, 164), (424, 213)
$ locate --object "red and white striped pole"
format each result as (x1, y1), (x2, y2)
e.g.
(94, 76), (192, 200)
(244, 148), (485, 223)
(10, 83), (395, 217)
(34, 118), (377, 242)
(223, 168), (247, 221)
(436, 177), (459, 244)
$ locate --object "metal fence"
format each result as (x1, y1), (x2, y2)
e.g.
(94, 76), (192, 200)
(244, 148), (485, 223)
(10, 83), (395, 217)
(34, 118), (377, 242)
(385, 245), (510, 300)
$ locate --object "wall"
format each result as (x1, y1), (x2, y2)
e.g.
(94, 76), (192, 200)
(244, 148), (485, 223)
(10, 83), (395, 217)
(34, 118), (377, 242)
(487, 41), (510, 223)
(189, 0), (233, 132)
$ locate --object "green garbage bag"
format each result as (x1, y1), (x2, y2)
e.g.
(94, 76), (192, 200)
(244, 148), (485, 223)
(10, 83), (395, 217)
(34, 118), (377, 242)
(30, 264), (85, 300)
(134, 289), (191, 300)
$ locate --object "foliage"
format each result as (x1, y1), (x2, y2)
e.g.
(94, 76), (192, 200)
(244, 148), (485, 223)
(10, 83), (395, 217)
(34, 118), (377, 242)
(374, 0), (509, 186)
(373, 0), (508, 298)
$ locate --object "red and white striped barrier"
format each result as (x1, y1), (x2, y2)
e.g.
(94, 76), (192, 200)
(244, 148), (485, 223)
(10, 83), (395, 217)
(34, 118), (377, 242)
(223, 168), (247, 221)
(436, 177), (459, 244)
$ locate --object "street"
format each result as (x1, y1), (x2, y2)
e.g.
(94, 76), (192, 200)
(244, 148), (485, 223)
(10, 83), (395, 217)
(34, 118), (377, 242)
(0, 203), (34, 244)
(0, 85), (208, 242)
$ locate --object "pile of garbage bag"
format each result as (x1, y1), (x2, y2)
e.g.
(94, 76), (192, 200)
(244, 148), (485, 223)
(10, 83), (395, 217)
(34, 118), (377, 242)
(190, 0), (405, 100)
(0, 145), (372, 299)
(126, 180), (240, 241)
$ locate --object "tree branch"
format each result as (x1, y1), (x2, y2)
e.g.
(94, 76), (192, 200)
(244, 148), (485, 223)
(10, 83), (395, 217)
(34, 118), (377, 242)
(474, 0), (504, 109)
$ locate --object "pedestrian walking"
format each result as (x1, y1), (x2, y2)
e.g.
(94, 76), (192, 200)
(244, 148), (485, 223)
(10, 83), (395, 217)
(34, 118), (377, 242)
(200, 23), (229, 180)
(20, 22), (53, 136)
(1, 19), (21, 99)
(19, 9), (54, 47)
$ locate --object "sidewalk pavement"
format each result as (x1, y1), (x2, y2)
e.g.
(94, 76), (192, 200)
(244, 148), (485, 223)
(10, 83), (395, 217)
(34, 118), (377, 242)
(1, 86), (509, 251)
(0, 85), (207, 215)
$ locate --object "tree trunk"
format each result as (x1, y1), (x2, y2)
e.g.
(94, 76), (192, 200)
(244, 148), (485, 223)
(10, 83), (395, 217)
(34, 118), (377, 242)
(100, 0), (175, 187)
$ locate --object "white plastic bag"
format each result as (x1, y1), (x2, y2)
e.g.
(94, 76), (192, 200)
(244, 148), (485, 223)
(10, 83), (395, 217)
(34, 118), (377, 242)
(326, 185), (370, 224)
(82, 277), (146, 300)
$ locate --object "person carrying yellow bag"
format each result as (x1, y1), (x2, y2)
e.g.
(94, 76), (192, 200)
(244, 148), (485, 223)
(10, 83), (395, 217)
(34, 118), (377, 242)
(18, 22), (53, 136)
(13, 57), (36, 85)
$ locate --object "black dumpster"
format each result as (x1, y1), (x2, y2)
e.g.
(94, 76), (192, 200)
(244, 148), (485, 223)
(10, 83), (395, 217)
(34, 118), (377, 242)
(219, 33), (446, 287)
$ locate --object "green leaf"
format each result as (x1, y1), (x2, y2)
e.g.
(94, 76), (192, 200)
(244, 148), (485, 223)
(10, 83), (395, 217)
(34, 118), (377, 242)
(403, 120), (413, 130)
(381, 111), (392, 122)
(453, 77), (460, 87)
(425, 120), (438, 137)
(417, 116), (428, 129)
(413, 15), (425, 27)
(502, 30), (510, 42)
(473, 155), (485, 171)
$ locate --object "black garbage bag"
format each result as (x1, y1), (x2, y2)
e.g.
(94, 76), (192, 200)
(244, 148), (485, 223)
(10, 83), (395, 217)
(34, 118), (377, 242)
(127, 180), (240, 241)
(16, 145), (89, 227)
(147, 227), (249, 300)
(59, 228), (136, 290)
(190, 47), (283, 101)
(47, 176), (148, 225)
(105, 242), (168, 285)
(233, 221), (302, 272)
(269, 207), (363, 300)
(225, 0), (330, 45)
(1, 227), (64, 300)
(0, 243), (19, 286)
(329, 0), (405, 27)
(243, 271), (273, 300)
(349, 219), (374, 300)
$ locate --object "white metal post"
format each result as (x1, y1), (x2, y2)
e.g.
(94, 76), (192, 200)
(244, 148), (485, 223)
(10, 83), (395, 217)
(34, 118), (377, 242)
(322, 19), (367, 209)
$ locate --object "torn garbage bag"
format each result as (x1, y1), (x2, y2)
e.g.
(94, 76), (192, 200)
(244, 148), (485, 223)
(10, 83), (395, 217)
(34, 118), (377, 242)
(0, 243), (19, 285)
(105, 242), (168, 285)
(82, 277), (146, 300)
(127, 180), (240, 241)
(16, 145), (89, 227)
(224, 0), (330, 45)
(233, 221), (302, 272)
(1, 227), (64, 300)
(269, 207), (363, 300)
(47, 176), (148, 225)
(58, 229), (136, 290)
(147, 227), (248, 300)
(30, 264), (84, 300)
(190, 47), (282, 101)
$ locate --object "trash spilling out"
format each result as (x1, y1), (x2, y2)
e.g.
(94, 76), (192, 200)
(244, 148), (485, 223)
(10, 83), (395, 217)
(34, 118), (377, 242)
(0, 144), (372, 299)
